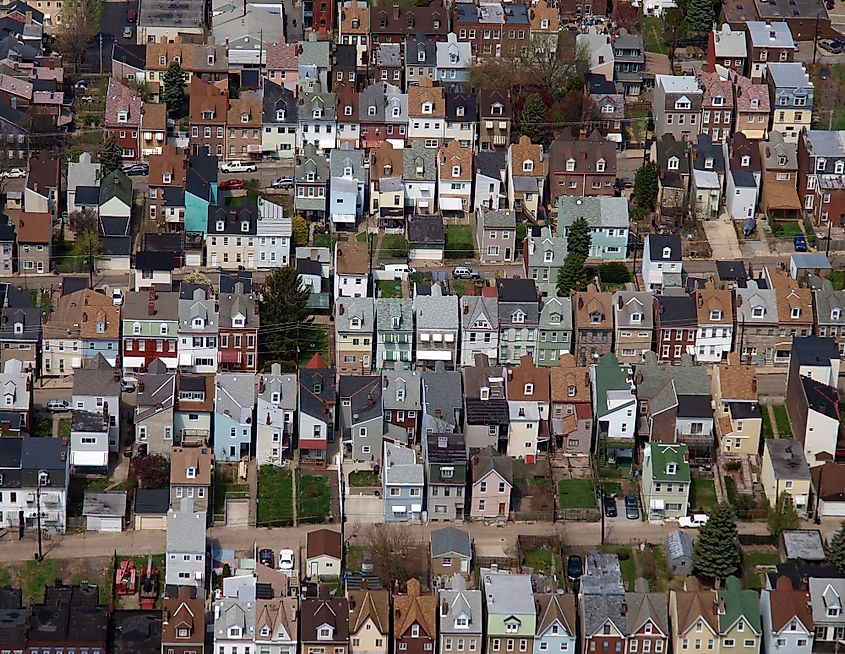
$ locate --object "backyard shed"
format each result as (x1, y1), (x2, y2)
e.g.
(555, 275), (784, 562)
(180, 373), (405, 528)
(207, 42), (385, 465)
(665, 529), (694, 576)
(83, 491), (127, 532)
(790, 253), (832, 280)
(779, 529), (826, 563)
(133, 488), (170, 530)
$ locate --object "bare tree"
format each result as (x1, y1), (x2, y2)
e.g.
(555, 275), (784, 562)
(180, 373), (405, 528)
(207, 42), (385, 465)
(359, 524), (428, 585)
(55, 0), (103, 70)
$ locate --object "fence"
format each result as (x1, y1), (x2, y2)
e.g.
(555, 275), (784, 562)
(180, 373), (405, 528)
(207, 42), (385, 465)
(555, 507), (601, 522)
(738, 534), (778, 547)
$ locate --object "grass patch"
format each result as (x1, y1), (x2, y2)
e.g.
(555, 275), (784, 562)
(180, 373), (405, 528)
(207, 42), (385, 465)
(724, 475), (737, 503)
(114, 554), (167, 608)
(641, 13), (669, 54)
(379, 234), (409, 258)
(40, 291), (52, 315)
(444, 225), (474, 260)
(690, 478), (717, 512)
(450, 279), (477, 296)
(214, 466), (248, 516)
(599, 545), (636, 590)
(356, 232), (368, 242)
(743, 549), (780, 589)
(601, 481), (623, 496)
(557, 478), (596, 509)
(58, 419), (71, 438)
(378, 280), (404, 298)
(346, 545), (363, 572)
(0, 559), (60, 604)
(348, 470), (379, 486)
(831, 269), (845, 291)
(257, 466), (293, 525)
(523, 546), (553, 574)
(32, 417), (52, 437)
(772, 405), (792, 437)
(761, 406), (774, 439)
(298, 474), (332, 523)
(771, 220), (803, 239)
(313, 233), (335, 249)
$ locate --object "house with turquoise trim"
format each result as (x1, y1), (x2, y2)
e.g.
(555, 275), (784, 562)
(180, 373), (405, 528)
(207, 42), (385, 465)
(185, 148), (219, 233)
(557, 196), (629, 260)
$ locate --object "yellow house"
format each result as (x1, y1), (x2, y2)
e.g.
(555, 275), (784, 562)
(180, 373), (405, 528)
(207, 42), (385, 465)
(711, 355), (762, 456)
(335, 298), (374, 375)
(669, 580), (720, 654)
(761, 439), (812, 513)
(349, 589), (390, 654)
(767, 63), (813, 145)
(717, 577), (761, 654)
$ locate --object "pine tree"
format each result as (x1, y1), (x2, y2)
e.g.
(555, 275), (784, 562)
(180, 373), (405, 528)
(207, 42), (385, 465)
(830, 523), (845, 575)
(693, 502), (741, 584)
(162, 61), (186, 117)
(519, 94), (547, 143)
(633, 161), (660, 212)
(685, 0), (713, 40)
(767, 491), (801, 535)
(98, 134), (122, 176)
(566, 216), (591, 259)
(556, 252), (587, 295)
(259, 267), (314, 362)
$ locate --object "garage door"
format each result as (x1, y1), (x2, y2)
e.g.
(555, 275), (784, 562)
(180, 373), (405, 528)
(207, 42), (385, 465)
(822, 500), (845, 517)
(98, 517), (123, 532)
(135, 515), (167, 530)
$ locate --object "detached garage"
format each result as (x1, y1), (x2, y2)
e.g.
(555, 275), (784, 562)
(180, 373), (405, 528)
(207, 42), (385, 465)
(811, 462), (845, 518)
(83, 491), (127, 532)
(133, 488), (170, 530)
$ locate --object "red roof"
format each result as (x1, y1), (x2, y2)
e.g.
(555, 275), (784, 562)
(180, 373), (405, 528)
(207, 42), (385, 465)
(105, 78), (142, 128)
(305, 353), (329, 369)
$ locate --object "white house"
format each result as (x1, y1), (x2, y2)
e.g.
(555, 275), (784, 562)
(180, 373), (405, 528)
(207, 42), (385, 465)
(256, 364), (297, 466)
(507, 400), (540, 461)
(642, 234), (683, 290)
(305, 528), (342, 578)
(460, 295), (499, 367)
(177, 285), (219, 374)
(165, 497), (207, 588)
(725, 168), (758, 221)
(590, 353), (636, 451)
(474, 151), (507, 212)
(256, 197), (292, 269)
(333, 241), (370, 299)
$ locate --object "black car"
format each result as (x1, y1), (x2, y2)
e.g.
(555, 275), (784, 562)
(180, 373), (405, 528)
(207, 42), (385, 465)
(603, 496), (618, 518)
(566, 554), (583, 582)
(124, 163), (149, 176)
(258, 548), (274, 567)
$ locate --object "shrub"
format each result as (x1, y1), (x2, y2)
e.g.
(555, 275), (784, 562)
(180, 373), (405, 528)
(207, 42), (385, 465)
(598, 262), (632, 285)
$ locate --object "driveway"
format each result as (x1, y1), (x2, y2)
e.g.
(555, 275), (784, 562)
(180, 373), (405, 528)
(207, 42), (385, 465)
(702, 216), (742, 259)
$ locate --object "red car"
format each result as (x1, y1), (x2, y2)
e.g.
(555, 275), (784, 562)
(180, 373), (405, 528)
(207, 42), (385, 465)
(219, 178), (245, 190)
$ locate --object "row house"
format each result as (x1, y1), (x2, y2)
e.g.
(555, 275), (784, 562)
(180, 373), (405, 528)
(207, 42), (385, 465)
(735, 75), (770, 141)
(724, 133), (762, 222)
(479, 89), (512, 151)
(549, 354), (592, 455)
(653, 75), (702, 144)
(798, 129), (845, 226)
(143, 39), (227, 102)
(760, 131), (801, 221)
(370, 140), (406, 229)
(339, 1), (370, 73)
(122, 287), (179, 377)
(218, 273), (259, 372)
(711, 354), (762, 457)
(508, 136), (545, 218)
(295, 143), (329, 220)
(767, 62), (813, 144)
(698, 70), (734, 146)
(370, 2), (448, 44)
(360, 81), (407, 150)
(745, 21), (796, 82)
(707, 24), (747, 74)
(406, 33), (437, 87)
(189, 78), (228, 158)
(104, 79), (143, 159)
(574, 288), (614, 366)
(548, 132), (616, 201)
(256, 364), (297, 466)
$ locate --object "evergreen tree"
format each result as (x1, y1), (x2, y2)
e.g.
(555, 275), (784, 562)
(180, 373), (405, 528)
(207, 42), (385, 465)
(259, 267), (314, 362)
(685, 0), (713, 40)
(98, 134), (122, 176)
(566, 216), (591, 259)
(829, 522), (845, 575)
(633, 161), (660, 212)
(162, 61), (186, 117)
(693, 502), (741, 584)
(292, 215), (310, 246)
(519, 93), (547, 143)
(556, 252), (587, 295)
(767, 491), (801, 535)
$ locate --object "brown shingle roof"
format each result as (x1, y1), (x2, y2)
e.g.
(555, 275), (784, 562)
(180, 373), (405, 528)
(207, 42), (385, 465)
(349, 589), (390, 634)
(340, 1), (369, 33)
(16, 212), (51, 243)
(549, 355), (591, 403)
(266, 41), (299, 71)
(508, 354), (550, 402)
(769, 577), (813, 633)
(306, 528), (342, 559)
(549, 131), (617, 175)
(336, 81), (359, 123)
(672, 587), (718, 636)
(811, 462), (845, 501)
(695, 287), (733, 325)
(142, 102), (167, 131)
(227, 91), (262, 127)
(301, 596), (350, 642)
(169, 445), (213, 486)
(162, 587), (204, 646)
(439, 140), (472, 181)
(394, 579), (436, 639)
(529, 0), (559, 32)
(105, 78), (143, 128)
(371, 140), (404, 179)
(44, 289), (120, 341)
(408, 77), (444, 117)
(335, 241), (369, 275)
(717, 354), (757, 401)
(510, 135), (543, 178)
(573, 288), (613, 330)
(768, 270), (813, 325)
(189, 77), (228, 124)
(148, 144), (187, 188)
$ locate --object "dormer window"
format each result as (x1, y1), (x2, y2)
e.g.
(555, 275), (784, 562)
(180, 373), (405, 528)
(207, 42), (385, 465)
(313, 382), (323, 394)
(241, 221), (250, 233)
(837, 161), (845, 174)
(565, 158), (575, 172)
(163, 172), (172, 183)
(392, 106), (401, 118)
(567, 385), (576, 397)
(13, 322), (22, 335)
(344, 105), (353, 116)
(433, 18), (440, 27)
(159, 56), (166, 65)
(276, 109), (286, 121)
(96, 321), (105, 333)
(524, 383), (534, 395)
(456, 106), (465, 117)
(38, 471), (49, 486)
(602, 104), (614, 114)
(662, 247), (672, 259)
(675, 99), (690, 110)
(750, 98), (759, 108)
(452, 165), (461, 177)
(512, 310), (525, 323)
(396, 387), (406, 402)
(216, 220), (225, 232)
(186, 466), (197, 479)
(261, 626), (271, 637)
(596, 158), (606, 172)
(833, 308), (842, 320)
(667, 156), (680, 171)
(704, 157), (714, 170)
(379, 16), (386, 27)
(307, 171), (316, 182)
(540, 17), (549, 28)
(177, 628), (190, 638)
(712, 96), (724, 106)
(631, 312), (642, 323)
(241, 112), (249, 123)
(817, 158), (827, 172)
(455, 616), (468, 628)
(544, 250), (553, 262)
(666, 462), (677, 475)
(491, 103), (503, 115)
(710, 309), (722, 320)
(352, 18), (359, 28)
(407, 16), (414, 28)
(740, 155), (750, 167)
(480, 387), (490, 401)
(117, 111), (128, 123)
(271, 391), (280, 403)
(778, 155), (787, 166)
(422, 101), (433, 114)
(590, 311), (602, 324)
(449, 52), (458, 64)
(192, 317), (205, 328)
(202, 110), (214, 120)
(344, 166), (353, 177)
(523, 160), (534, 173)
(313, 108), (323, 119)
(752, 306), (765, 318)
(392, 316), (400, 328)
(791, 307), (801, 319)
(368, 106), (377, 117)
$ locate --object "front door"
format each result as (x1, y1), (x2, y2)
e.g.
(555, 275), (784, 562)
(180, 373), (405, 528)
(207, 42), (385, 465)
(498, 502), (506, 516)
(504, 248), (511, 260)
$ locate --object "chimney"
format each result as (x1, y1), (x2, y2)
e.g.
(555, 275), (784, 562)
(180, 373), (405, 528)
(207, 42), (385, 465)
(148, 302), (155, 316)
(339, 303), (345, 316)
(259, 377), (265, 394)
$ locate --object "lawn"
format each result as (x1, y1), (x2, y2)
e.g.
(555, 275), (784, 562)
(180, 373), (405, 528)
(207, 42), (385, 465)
(557, 479), (596, 509)
(743, 548), (780, 589)
(379, 234), (409, 259)
(378, 280), (404, 298)
(58, 418), (71, 438)
(356, 232), (368, 242)
(450, 279), (476, 296)
(771, 220), (803, 238)
(32, 417), (52, 437)
(761, 406), (774, 439)
(444, 225), (475, 260)
(346, 545), (363, 571)
(523, 545), (553, 574)
(641, 13), (669, 54)
(831, 269), (845, 291)
(298, 473), (332, 523)
(257, 466), (293, 525)
(724, 475), (738, 504)
(0, 559), (59, 604)
(313, 233), (335, 249)
(348, 470), (379, 486)
(772, 405), (792, 437)
(690, 477), (717, 512)
(214, 467), (248, 516)
(600, 545), (636, 590)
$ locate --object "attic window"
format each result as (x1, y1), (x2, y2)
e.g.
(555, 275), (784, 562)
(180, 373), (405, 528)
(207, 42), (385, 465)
(449, 52), (458, 64)
(392, 316), (400, 329)
(407, 16), (414, 28)
(344, 166), (353, 176)
(276, 109), (286, 121)
(241, 221), (250, 233)
(662, 246), (672, 259)
(565, 158), (575, 172)
(351, 18), (359, 27)
(491, 103), (503, 115)
(567, 385), (576, 397)
(159, 56), (166, 65)
(704, 157), (714, 170)
(241, 113), (249, 123)
(740, 155), (750, 167)
(307, 172), (316, 182)
(630, 312), (642, 323)
(418, 50), (425, 62)
(456, 106), (465, 118)
(271, 391), (280, 403)
(202, 110), (214, 120)
(596, 158), (606, 172)
(544, 251), (553, 262)
(163, 172), (172, 183)
(186, 466), (197, 479)
(422, 102), (433, 114)
(392, 106), (401, 117)
(666, 462), (677, 475)
(313, 108), (323, 119)
(601, 104), (614, 114)
(752, 306), (764, 318)
(229, 627), (242, 638)
(750, 98), (759, 109)
(192, 317), (204, 328)
(38, 471), (49, 486)
(710, 310), (722, 320)
(313, 382), (322, 394)
(452, 165), (461, 177)
(233, 315), (245, 327)
(524, 383), (534, 395)
(833, 308), (842, 320)
(433, 18), (440, 28)
(712, 96), (724, 106)
(344, 105), (353, 116)
(13, 322), (22, 335)
(261, 626), (271, 637)
(368, 106), (377, 116)
(396, 388), (406, 401)
(117, 111), (128, 123)
(455, 616), (468, 628)
(668, 157), (679, 171)
(675, 100), (690, 110)
(523, 160), (534, 173)
(791, 307), (801, 319)
(590, 311), (602, 324)
(512, 310), (524, 324)
(216, 220), (225, 232)
(778, 155), (787, 166)
(379, 16), (386, 27)
(177, 628), (190, 638)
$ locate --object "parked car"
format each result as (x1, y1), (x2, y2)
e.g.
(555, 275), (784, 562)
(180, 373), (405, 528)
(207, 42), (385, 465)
(452, 266), (480, 279)
(123, 163), (148, 176)
(0, 168), (25, 178)
(278, 548), (295, 573)
(126, 7), (137, 22)
(74, 80), (87, 90)
(258, 548), (274, 567)
(220, 160), (257, 173)
(46, 400), (71, 413)
(112, 288), (124, 306)
(819, 39), (842, 53)
(271, 176), (294, 189)
(566, 554), (583, 582)
(219, 178), (246, 190)
(120, 379), (136, 393)
(678, 513), (709, 528)
(603, 496), (618, 518)
(794, 234), (807, 252)
(624, 494), (639, 520)
(122, 26), (133, 38)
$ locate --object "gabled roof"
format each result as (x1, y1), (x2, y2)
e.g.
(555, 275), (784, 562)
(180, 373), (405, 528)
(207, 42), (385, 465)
(535, 593), (576, 637)
(99, 170), (133, 207)
(768, 576), (813, 634)
(625, 591), (668, 637)
(394, 578), (436, 638)
(430, 526), (471, 558)
(349, 589), (390, 634)
(471, 445), (512, 484)
(306, 528), (342, 559)
(717, 576), (760, 634)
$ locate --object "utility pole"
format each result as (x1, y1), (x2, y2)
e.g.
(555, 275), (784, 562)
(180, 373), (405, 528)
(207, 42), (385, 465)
(813, 12), (821, 65)
(827, 219), (833, 258)
(99, 34), (103, 75)
(35, 472), (42, 561)
(631, 225), (640, 291)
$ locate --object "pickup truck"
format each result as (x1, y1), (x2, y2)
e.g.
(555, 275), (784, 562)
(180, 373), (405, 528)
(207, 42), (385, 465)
(220, 160), (257, 173)
(678, 514), (709, 528)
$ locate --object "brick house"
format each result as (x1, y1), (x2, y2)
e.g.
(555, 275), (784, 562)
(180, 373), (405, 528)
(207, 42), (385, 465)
(16, 211), (51, 274)
(393, 579), (436, 654)
(548, 131), (617, 201)
(104, 79), (142, 160)
(189, 78), (228, 157)
(225, 90), (262, 161)
(479, 89), (511, 151)
(654, 294), (697, 363)
(148, 144), (186, 228)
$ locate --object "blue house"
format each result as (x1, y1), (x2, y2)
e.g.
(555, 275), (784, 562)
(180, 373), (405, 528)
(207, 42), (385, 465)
(213, 372), (256, 461)
(534, 594), (577, 654)
(382, 440), (424, 523)
(556, 196), (630, 260)
(185, 148), (219, 233)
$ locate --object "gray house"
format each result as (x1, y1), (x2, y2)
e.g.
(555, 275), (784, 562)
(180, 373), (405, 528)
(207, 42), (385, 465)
(431, 529), (473, 581)
(165, 497), (206, 589)
(329, 144), (366, 228)
(524, 227), (567, 284)
(339, 375), (383, 462)
(653, 74), (703, 143)
(213, 373), (256, 462)
(294, 143), (329, 219)
(812, 278), (845, 356)
(414, 287), (459, 369)
(421, 363), (463, 434)
(477, 208), (517, 264)
(537, 296), (572, 367)
(424, 432), (467, 521)
(383, 440), (424, 523)
(405, 33), (437, 86)
(612, 290), (655, 365)
(375, 298), (414, 370)
(255, 364), (297, 466)
(438, 576), (482, 654)
(497, 278), (540, 366)
(403, 140), (438, 214)
(462, 354), (509, 454)
(133, 359), (176, 456)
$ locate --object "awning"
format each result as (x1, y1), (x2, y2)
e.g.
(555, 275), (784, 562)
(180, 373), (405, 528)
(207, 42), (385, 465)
(650, 499), (665, 510)
(123, 357), (146, 368)
(220, 350), (241, 364)
(440, 197), (463, 211)
(178, 352), (193, 366)
(411, 503), (422, 512)
(416, 350), (452, 361)
(391, 505), (407, 513)
(72, 451), (109, 467)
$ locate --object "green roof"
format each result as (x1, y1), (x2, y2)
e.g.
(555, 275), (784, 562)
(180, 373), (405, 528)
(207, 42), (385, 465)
(593, 353), (635, 419)
(649, 443), (691, 482)
(99, 170), (133, 207)
(717, 576), (761, 633)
